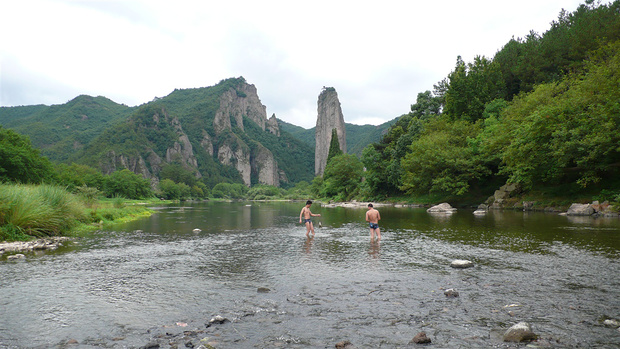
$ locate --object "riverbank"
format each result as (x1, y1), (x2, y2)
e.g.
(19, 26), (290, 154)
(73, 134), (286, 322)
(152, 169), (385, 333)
(0, 183), (157, 243)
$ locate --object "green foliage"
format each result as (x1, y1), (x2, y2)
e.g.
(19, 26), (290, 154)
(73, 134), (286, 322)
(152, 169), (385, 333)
(283, 180), (312, 199)
(0, 95), (134, 162)
(442, 55), (505, 121)
(246, 185), (282, 200)
(74, 185), (101, 206)
(0, 126), (55, 184)
(484, 41), (620, 189)
(103, 169), (152, 199)
(158, 179), (191, 200)
(211, 182), (248, 199)
(321, 154), (364, 201)
(55, 163), (105, 191)
(160, 163), (197, 187)
(400, 117), (490, 196)
(326, 128), (343, 164)
(0, 184), (88, 239)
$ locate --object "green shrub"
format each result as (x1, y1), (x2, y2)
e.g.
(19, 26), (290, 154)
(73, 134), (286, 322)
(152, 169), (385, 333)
(0, 184), (87, 239)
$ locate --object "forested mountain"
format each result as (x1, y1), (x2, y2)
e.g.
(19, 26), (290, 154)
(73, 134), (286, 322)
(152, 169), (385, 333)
(359, 0), (620, 203)
(0, 78), (315, 189)
(0, 96), (134, 162)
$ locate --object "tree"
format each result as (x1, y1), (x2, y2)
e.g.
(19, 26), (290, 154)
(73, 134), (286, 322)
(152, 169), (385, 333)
(0, 126), (55, 184)
(322, 154), (364, 201)
(326, 128), (343, 165)
(55, 163), (105, 191)
(400, 117), (490, 196)
(103, 169), (152, 199)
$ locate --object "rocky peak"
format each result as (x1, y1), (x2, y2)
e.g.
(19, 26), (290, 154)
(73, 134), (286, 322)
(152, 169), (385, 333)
(315, 87), (346, 176)
(267, 113), (280, 136)
(213, 82), (267, 134)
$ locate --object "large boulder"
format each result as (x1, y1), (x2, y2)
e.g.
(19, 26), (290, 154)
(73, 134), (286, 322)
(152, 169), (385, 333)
(566, 203), (595, 216)
(427, 203), (457, 213)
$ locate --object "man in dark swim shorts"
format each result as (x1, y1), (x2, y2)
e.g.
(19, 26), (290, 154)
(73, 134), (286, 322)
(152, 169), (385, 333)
(300, 200), (321, 237)
(365, 203), (381, 241)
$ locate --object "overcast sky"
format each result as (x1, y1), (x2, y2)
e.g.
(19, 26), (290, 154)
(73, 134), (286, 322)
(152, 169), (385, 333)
(1, 0), (586, 128)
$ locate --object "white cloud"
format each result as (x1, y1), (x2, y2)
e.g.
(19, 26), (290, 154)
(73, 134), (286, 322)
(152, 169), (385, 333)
(1, 0), (585, 128)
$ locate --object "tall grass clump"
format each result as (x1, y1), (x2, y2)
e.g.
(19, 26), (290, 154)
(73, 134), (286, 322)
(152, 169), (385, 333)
(0, 184), (88, 241)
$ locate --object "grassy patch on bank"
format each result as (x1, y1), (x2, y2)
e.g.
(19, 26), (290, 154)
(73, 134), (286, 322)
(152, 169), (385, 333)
(0, 184), (153, 242)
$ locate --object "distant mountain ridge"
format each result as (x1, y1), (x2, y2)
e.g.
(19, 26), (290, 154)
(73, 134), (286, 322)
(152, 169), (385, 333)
(1, 77), (397, 188)
(278, 118), (396, 157)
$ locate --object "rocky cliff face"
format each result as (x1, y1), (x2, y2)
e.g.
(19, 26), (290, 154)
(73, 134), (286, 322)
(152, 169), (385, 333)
(77, 78), (295, 189)
(213, 82), (281, 187)
(213, 83), (267, 134)
(315, 87), (346, 176)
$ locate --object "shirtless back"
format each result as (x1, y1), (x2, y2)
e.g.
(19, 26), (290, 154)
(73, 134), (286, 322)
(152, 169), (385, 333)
(365, 203), (381, 241)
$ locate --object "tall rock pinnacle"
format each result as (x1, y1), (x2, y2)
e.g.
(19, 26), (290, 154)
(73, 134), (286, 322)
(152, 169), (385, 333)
(315, 87), (346, 176)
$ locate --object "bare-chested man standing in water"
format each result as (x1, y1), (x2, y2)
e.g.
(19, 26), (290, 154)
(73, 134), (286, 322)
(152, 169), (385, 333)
(365, 203), (381, 241)
(300, 200), (321, 237)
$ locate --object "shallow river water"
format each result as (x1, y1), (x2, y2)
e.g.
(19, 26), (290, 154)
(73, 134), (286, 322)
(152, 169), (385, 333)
(1, 201), (619, 348)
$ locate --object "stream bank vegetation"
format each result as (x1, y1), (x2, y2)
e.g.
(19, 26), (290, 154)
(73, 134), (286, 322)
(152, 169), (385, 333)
(0, 184), (153, 242)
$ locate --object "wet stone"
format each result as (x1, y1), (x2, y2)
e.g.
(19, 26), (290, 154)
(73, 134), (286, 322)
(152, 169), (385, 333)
(410, 331), (432, 344)
(335, 340), (356, 348)
(503, 322), (537, 342)
(450, 259), (474, 268)
(444, 288), (459, 297)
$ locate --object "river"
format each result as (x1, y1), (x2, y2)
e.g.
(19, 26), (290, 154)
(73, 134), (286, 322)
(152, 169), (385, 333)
(1, 201), (619, 348)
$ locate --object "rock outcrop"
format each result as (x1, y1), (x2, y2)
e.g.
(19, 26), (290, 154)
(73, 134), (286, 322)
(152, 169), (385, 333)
(266, 114), (280, 136)
(213, 82), (281, 187)
(252, 144), (279, 186)
(213, 83), (267, 133)
(315, 87), (346, 176)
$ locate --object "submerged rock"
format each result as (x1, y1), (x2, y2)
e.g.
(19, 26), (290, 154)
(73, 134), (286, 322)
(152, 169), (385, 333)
(444, 288), (459, 297)
(257, 287), (271, 293)
(410, 332), (432, 344)
(335, 340), (356, 348)
(206, 315), (229, 328)
(603, 319), (620, 328)
(6, 254), (25, 260)
(450, 260), (474, 268)
(503, 322), (537, 342)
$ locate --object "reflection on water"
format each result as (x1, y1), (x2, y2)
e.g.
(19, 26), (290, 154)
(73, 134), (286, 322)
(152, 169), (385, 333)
(0, 201), (619, 348)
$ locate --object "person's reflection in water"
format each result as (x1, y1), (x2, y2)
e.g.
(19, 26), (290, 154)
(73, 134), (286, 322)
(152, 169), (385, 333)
(369, 239), (380, 259)
(304, 235), (314, 254)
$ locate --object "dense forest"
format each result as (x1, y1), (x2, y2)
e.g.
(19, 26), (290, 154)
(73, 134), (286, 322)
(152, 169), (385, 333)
(311, 0), (620, 205)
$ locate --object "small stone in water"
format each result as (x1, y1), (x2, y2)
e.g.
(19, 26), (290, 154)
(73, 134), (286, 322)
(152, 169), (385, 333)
(503, 322), (537, 342)
(603, 319), (620, 328)
(444, 288), (459, 297)
(450, 259), (474, 268)
(257, 287), (271, 293)
(206, 315), (229, 328)
(335, 340), (356, 348)
(410, 331), (432, 344)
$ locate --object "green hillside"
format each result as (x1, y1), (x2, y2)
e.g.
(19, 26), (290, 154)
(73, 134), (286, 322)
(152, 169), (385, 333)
(0, 95), (134, 162)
